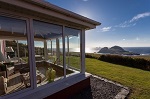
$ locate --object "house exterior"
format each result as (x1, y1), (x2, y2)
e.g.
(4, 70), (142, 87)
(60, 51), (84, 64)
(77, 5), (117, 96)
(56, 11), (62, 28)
(0, 0), (100, 99)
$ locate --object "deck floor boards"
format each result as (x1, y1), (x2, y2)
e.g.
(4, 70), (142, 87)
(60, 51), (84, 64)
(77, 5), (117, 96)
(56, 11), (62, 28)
(7, 72), (26, 94)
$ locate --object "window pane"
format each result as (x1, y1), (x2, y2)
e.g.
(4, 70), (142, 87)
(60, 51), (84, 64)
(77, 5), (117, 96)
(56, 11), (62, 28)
(0, 16), (30, 96)
(0, 16), (26, 36)
(33, 20), (67, 87)
(65, 27), (81, 74)
(47, 39), (56, 63)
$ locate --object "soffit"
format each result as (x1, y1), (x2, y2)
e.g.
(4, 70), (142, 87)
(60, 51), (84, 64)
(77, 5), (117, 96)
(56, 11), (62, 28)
(0, 0), (101, 30)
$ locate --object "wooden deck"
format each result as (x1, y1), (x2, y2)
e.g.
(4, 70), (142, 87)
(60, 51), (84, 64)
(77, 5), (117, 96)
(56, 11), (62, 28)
(5, 63), (74, 95)
(7, 72), (26, 94)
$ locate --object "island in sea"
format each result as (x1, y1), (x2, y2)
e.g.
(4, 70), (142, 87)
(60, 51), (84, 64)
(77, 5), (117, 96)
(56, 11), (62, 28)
(98, 46), (140, 55)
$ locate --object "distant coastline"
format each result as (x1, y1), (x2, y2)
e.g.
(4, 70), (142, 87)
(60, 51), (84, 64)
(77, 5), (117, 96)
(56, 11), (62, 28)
(85, 47), (150, 55)
(97, 46), (140, 55)
(48, 47), (150, 55)
(123, 47), (150, 55)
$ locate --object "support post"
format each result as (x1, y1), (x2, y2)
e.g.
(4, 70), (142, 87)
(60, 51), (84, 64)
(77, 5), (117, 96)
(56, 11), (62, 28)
(51, 40), (52, 56)
(16, 40), (20, 61)
(44, 40), (48, 60)
(67, 36), (70, 67)
(28, 18), (37, 88)
(1, 40), (6, 56)
(81, 29), (85, 74)
(24, 44), (27, 57)
(56, 38), (60, 64)
(62, 25), (66, 78)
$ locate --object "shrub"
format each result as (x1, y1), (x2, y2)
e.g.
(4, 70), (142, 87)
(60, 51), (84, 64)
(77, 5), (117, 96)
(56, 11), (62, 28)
(85, 54), (94, 58)
(98, 55), (150, 71)
(85, 54), (100, 59)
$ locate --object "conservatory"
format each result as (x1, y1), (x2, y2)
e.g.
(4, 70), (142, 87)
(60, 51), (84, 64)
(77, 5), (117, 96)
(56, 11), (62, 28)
(0, 0), (100, 99)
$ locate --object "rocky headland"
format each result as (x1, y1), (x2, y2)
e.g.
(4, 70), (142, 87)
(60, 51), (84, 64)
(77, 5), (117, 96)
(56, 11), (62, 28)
(98, 46), (140, 55)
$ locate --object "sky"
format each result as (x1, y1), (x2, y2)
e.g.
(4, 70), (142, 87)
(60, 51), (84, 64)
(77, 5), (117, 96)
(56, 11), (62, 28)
(46, 0), (150, 48)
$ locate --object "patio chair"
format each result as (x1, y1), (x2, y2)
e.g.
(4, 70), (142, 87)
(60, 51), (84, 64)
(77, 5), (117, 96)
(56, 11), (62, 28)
(6, 65), (14, 76)
(0, 71), (7, 95)
(3, 62), (15, 78)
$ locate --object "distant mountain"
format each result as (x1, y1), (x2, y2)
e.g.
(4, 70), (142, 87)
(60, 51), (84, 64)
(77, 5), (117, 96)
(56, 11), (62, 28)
(109, 46), (125, 52)
(98, 46), (140, 55)
(99, 47), (110, 53)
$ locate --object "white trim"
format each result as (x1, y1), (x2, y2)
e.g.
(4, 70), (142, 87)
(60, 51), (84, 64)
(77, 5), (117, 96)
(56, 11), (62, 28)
(50, 40), (52, 56)
(44, 40), (48, 60)
(29, 0), (100, 25)
(0, 0), (100, 29)
(0, 9), (84, 30)
(16, 40), (20, 61)
(27, 18), (34, 89)
(62, 25), (66, 78)
(0, 88), (33, 99)
(29, 18), (37, 88)
(0, 16), (34, 99)
(56, 38), (60, 64)
(9, 73), (88, 99)
(67, 36), (70, 67)
(81, 29), (85, 73)
(0, 9), (87, 99)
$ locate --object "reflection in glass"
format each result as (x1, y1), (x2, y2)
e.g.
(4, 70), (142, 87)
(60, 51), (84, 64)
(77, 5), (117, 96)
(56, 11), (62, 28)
(0, 16), (30, 96)
(65, 27), (81, 72)
(33, 20), (72, 86)
(47, 39), (56, 63)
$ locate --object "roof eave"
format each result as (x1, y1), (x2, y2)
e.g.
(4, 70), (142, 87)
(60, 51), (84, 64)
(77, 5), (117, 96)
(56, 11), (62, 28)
(25, 0), (101, 26)
(0, 0), (101, 29)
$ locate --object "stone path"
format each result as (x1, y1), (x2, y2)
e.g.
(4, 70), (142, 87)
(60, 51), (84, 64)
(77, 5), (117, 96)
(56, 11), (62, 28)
(69, 75), (129, 99)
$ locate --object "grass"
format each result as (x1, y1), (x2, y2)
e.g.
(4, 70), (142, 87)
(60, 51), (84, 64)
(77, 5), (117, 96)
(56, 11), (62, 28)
(67, 56), (80, 69)
(22, 55), (150, 98)
(85, 58), (150, 99)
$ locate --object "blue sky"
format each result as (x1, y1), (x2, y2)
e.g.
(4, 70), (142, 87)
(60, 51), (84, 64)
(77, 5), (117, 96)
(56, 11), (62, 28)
(46, 0), (150, 47)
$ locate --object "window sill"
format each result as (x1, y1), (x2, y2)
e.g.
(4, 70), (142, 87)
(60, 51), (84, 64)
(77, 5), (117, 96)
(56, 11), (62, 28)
(5, 73), (89, 99)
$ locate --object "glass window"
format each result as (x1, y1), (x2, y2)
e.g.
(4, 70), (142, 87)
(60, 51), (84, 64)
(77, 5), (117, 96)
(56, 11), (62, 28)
(33, 20), (68, 86)
(0, 16), (30, 96)
(47, 39), (56, 63)
(65, 27), (81, 73)
(33, 21), (81, 86)
(0, 16), (26, 36)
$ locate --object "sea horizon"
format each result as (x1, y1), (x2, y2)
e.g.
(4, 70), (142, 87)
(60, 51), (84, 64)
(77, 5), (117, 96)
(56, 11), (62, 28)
(48, 47), (150, 55)
(84, 47), (150, 55)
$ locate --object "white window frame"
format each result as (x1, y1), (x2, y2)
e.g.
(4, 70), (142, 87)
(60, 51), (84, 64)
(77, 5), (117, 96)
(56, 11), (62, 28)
(62, 25), (66, 78)
(0, 14), (85, 99)
(81, 29), (85, 73)
(0, 14), (34, 99)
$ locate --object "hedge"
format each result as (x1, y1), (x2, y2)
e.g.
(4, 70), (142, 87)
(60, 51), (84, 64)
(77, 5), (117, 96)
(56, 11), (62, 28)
(98, 55), (150, 71)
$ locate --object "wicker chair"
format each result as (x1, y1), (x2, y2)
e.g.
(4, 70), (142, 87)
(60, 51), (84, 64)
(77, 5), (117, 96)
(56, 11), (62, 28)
(0, 71), (7, 95)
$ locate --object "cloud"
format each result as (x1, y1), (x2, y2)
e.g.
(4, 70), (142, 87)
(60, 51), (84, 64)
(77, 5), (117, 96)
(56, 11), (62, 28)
(115, 20), (137, 28)
(101, 27), (111, 32)
(101, 12), (150, 31)
(130, 12), (150, 22)
(115, 12), (150, 28)
(115, 22), (136, 28)
(123, 39), (126, 41)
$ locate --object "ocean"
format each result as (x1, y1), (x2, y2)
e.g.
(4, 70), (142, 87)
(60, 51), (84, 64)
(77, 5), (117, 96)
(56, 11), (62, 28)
(49, 47), (150, 55)
(85, 47), (150, 55)
(123, 47), (150, 55)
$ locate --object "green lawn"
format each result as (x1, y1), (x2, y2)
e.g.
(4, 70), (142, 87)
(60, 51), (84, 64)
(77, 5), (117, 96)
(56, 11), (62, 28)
(85, 58), (150, 99)
(34, 54), (150, 98)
